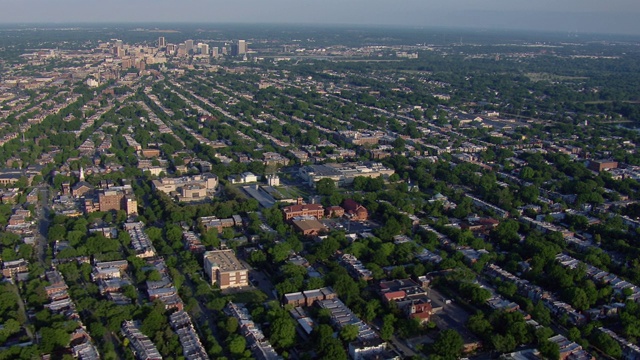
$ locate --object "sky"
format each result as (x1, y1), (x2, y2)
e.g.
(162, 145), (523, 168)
(1, 0), (640, 35)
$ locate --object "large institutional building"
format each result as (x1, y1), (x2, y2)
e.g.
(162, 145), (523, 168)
(203, 250), (249, 289)
(84, 185), (138, 215)
(152, 173), (218, 202)
(299, 162), (394, 187)
(282, 199), (325, 220)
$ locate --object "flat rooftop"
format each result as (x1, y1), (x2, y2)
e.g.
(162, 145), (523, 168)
(204, 249), (248, 272)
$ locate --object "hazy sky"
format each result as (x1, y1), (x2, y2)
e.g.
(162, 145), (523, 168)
(1, 0), (640, 35)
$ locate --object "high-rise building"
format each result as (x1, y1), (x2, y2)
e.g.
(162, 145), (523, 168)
(113, 46), (125, 58)
(177, 43), (187, 57)
(197, 43), (209, 56)
(238, 40), (247, 55)
(158, 37), (166, 48)
(166, 44), (176, 55)
(185, 39), (194, 54)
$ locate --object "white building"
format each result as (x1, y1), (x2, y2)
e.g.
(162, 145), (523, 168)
(266, 174), (280, 187)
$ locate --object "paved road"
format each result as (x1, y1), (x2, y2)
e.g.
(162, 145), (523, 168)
(238, 258), (277, 299)
(35, 186), (51, 267)
(389, 334), (418, 358)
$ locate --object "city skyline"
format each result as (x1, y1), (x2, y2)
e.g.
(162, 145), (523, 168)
(0, 0), (639, 35)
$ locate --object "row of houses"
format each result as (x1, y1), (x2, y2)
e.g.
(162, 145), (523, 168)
(556, 253), (640, 302)
(44, 269), (101, 360)
(465, 194), (509, 218)
(145, 258), (183, 311)
(169, 311), (209, 360)
(225, 302), (282, 360)
(1, 258), (29, 281)
(121, 320), (163, 360)
(125, 222), (157, 258)
(316, 297), (390, 360)
(548, 334), (593, 360)
(484, 264), (586, 326)
(339, 253), (373, 281)
(597, 327), (640, 360)
(182, 231), (205, 253)
(282, 287), (337, 307)
(91, 260), (132, 305)
(199, 215), (243, 232)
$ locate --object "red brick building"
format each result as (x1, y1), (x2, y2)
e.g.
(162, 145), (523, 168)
(343, 199), (368, 221)
(325, 206), (345, 218)
(588, 160), (618, 172)
(282, 199), (324, 220)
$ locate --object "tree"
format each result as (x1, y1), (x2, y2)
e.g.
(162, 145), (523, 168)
(269, 242), (291, 263)
(316, 178), (337, 196)
(467, 312), (492, 337)
(228, 334), (246, 355)
(363, 299), (381, 322)
(40, 327), (70, 353)
(225, 317), (238, 334)
(531, 301), (552, 326)
(491, 333), (517, 353)
(564, 287), (590, 311)
(320, 337), (348, 360)
(431, 329), (464, 359)
(269, 316), (297, 349)
(141, 305), (166, 335)
(592, 332), (622, 359)
(393, 137), (406, 152)
(539, 340), (560, 360)
(340, 324), (359, 342)
(380, 314), (396, 341)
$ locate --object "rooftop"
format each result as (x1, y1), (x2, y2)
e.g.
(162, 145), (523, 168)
(204, 249), (247, 272)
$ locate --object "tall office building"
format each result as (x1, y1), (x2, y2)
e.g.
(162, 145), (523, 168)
(197, 43), (209, 55)
(237, 40), (247, 55)
(158, 37), (166, 48)
(177, 43), (187, 57)
(211, 47), (219, 57)
(185, 39), (194, 54)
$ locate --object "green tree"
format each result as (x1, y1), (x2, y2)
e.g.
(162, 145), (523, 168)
(467, 312), (492, 336)
(316, 178), (337, 196)
(320, 337), (347, 360)
(340, 324), (359, 342)
(225, 317), (238, 334)
(592, 332), (622, 359)
(431, 329), (463, 359)
(269, 315), (297, 349)
(40, 327), (70, 353)
(539, 340), (560, 360)
(380, 314), (396, 341)
(269, 242), (291, 263)
(228, 334), (246, 355)
(492, 333), (517, 353)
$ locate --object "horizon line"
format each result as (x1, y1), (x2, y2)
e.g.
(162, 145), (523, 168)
(0, 22), (638, 39)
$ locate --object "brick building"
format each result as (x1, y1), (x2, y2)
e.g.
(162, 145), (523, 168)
(282, 198), (324, 220)
(343, 199), (368, 221)
(203, 250), (249, 289)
